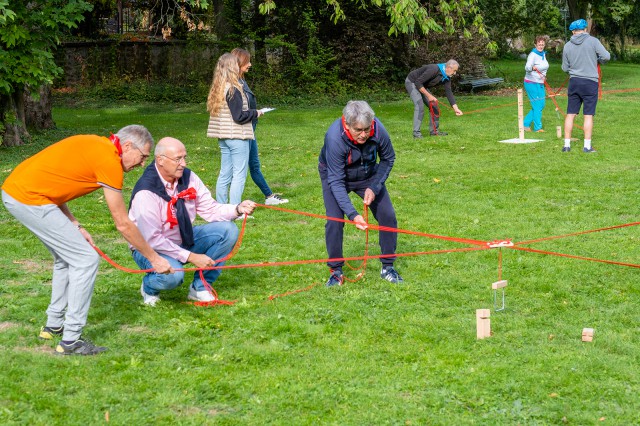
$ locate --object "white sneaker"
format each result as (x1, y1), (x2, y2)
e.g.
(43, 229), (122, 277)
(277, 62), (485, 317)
(140, 284), (160, 306)
(188, 285), (216, 302)
(265, 194), (289, 205)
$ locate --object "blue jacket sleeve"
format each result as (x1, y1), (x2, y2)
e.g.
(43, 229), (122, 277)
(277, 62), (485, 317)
(370, 120), (395, 195)
(324, 130), (359, 220)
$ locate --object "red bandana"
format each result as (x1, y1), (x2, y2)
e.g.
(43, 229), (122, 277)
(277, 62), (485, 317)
(109, 133), (123, 157)
(167, 187), (197, 229)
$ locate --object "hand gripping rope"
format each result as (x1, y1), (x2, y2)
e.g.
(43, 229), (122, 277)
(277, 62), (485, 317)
(92, 203), (640, 307)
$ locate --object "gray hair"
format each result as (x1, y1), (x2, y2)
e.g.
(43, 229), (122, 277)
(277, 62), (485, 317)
(115, 125), (154, 151)
(343, 101), (375, 126)
(446, 59), (459, 69)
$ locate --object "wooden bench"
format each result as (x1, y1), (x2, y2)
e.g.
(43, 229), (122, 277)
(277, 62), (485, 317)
(458, 62), (504, 93)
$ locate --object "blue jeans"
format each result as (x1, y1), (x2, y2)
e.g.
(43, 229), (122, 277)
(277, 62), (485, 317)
(523, 81), (546, 131)
(216, 138), (250, 205)
(132, 221), (239, 296)
(248, 138), (272, 197)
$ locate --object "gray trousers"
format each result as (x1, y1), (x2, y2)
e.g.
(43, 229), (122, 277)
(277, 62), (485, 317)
(405, 78), (439, 135)
(2, 190), (100, 341)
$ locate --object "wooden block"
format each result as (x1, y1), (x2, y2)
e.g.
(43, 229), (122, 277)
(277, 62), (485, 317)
(476, 309), (491, 339)
(491, 280), (508, 290)
(582, 328), (594, 342)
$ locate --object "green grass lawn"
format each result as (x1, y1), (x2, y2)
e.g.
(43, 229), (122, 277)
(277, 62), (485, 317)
(1, 61), (640, 424)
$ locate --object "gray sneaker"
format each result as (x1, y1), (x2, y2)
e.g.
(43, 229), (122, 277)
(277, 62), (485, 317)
(55, 337), (108, 356)
(265, 194), (289, 205)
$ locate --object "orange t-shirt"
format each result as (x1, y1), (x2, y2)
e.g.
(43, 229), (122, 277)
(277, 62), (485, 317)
(2, 135), (123, 206)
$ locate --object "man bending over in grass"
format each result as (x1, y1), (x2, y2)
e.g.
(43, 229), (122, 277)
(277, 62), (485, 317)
(319, 100), (404, 286)
(128, 137), (256, 306)
(1, 125), (172, 356)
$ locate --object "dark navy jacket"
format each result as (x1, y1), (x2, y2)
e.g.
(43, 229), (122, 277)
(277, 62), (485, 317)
(318, 117), (395, 220)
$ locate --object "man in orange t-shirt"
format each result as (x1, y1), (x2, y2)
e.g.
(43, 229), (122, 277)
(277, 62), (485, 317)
(2, 125), (172, 355)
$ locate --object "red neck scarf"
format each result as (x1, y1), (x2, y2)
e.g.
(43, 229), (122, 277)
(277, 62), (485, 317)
(110, 133), (123, 157)
(167, 187), (197, 229)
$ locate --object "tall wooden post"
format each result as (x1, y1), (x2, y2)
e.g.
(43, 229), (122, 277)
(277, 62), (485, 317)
(518, 89), (524, 141)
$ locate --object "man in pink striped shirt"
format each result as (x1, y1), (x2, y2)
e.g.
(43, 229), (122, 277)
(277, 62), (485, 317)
(128, 137), (256, 305)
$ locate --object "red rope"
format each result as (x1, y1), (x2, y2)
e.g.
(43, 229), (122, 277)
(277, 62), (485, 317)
(92, 202), (640, 302)
(511, 245), (640, 269)
(515, 221), (640, 246)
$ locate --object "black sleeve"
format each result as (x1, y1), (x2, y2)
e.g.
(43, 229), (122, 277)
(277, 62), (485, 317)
(227, 89), (258, 124)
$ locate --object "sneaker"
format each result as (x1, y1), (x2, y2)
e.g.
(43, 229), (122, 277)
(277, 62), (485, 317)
(583, 147), (596, 153)
(380, 266), (404, 284)
(325, 270), (344, 287)
(140, 284), (160, 306)
(188, 285), (216, 302)
(430, 131), (448, 136)
(265, 194), (289, 205)
(55, 337), (107, 356)
(561, 147), (571, 152)
(413, 133), (423, 139)
(39, 325), (63, 340)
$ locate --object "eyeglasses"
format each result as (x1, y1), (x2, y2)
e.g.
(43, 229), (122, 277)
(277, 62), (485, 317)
(160, 154), (188, 164)
(135, 147), (150, 161)
(350, 125), (371, 135)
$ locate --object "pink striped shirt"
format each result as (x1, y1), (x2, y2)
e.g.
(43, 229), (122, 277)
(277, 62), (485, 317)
(128, 166), (238, 262)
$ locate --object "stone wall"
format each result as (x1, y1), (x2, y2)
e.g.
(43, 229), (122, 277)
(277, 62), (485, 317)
(54, 40), (222, 87)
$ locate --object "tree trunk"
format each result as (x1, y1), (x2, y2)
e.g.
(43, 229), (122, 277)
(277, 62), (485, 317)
(25, 85), (56, 131)
(0, 90), (30, 147)
(566, 0), (589, 22)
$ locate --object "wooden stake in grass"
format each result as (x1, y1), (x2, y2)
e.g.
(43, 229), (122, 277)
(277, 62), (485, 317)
(492, 280), (508, 312)
(582, 328), (594, 342)
(518, 89), (525, 140)
(498, 89), (543, 144)
(476, 309), (491, 339)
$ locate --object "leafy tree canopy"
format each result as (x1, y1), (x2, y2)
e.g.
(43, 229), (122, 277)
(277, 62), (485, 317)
(258, 0), (488, 42)
(0, 0), (93, 95)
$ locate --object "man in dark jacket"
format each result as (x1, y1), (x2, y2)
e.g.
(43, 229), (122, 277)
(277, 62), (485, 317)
(405, 59), (463, 137)
(318, 100), (403, 287)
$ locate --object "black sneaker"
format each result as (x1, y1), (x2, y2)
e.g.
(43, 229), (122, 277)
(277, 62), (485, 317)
(55, 337), (108, 356)
(380, 266), (404, 284)
(430, 131), (448, 136)
(325, 270), (344, 287)
(39, 325), (64, 340)
(561, 147), (571, 152)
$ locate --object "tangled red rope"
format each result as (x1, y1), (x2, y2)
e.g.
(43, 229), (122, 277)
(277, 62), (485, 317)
(93, 203), (640, 305)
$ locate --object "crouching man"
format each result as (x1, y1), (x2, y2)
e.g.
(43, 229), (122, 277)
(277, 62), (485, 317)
(129, 137), (256, 305)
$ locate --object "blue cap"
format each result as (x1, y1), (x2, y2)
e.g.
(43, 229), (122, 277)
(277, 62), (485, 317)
(569, 19), (587, 31)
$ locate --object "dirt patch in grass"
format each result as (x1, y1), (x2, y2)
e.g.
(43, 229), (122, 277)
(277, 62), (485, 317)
(0, 322), (19, 332)
(120, 325), (150, 333)
(12, 259), (50, 273)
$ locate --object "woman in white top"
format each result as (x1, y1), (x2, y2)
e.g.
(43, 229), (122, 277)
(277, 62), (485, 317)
(523, 36), (550, 132)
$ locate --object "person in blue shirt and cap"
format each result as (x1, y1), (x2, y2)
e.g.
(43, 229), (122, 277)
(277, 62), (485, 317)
(405, 59), (464, 137)
(561, 19), (610, 153)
